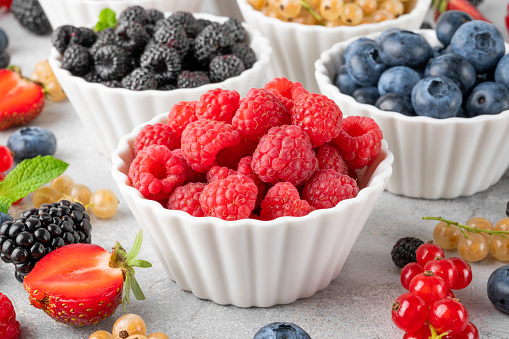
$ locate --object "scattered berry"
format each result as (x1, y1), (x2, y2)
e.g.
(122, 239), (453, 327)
(11, 0), (51, 35)
(429, 297), (469, 335)
(391, 237), (425, 269)
(408, 270), (448, 306)
(253, 322), (311, 339)
(0, 145), (13, 172)
(400, 262), (423, 291)
(302, 169), (359, 210)
(89, 189), (119, 219)
(30, 60), (66, 102)
(391, 292), (428, 332)
(487, 264), (509, 314)
(423, 257), (459, 290)
(7, 126), (56, 163)
(416, 241), (445, 267)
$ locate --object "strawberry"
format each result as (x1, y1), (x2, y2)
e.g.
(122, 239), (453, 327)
(23, 230), (151, 327)
(432, 0), (491, 22)
(506, 3), (509, 34)
(0, 0), (12, 9)
(0, 66), (45, 131)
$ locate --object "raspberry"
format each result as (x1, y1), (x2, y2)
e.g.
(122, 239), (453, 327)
(237, 155), (266, 208)
(128, 145), (186, 200)
(134, 123), (180, 155)
(302, 169), (359, 210)
(291, 93), (343, 148)
(0, 292), (21, 339)
(332, 116), (383, 169)
(215, 138), (250, 169)
(232, 88), (290, 142)
(167, 182), (206, 217)
(199, 174), (258, 220)
(195, 88), (240, 123)
(260, 182), (311, 221)
(181, 119), (242, 173)
(316, 143), (348, 175)
(264, 77), (309, 101)
(172, 149), (207, 184)
(167, 101), (198, 137)
(206, 166), (237, 183)
(251, 125), (318, 186)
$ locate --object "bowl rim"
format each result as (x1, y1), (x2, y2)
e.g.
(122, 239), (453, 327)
(41, 0), (201, 4)
(111, 112), (394, 229)
(48, 12), (272, 97)
(314, 28), (509, 125)
(236, 0), (432, 33)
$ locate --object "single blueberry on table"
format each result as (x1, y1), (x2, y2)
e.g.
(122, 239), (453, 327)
(378, 66), (421, 97)
(487, 265), (509, 314)
(411, 76), (462, 119)
(345, 40), (387, 87)
(0, 212), (13, 224)
(7, 127), (57, 163)
(352, 87), (380, 105)
(334, 65), (360, 95)
(435, 10), (473, 47)
(450, 20), (506, 74)
(253, 322), (311, 339)
(495, 54), (509, 90)
(424, 53), (476, 95)
(465, 81), (509, 117)
(378, 30), (432, 69)
(375, 93), (414, 116)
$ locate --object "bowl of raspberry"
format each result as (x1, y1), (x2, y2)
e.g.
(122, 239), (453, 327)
(48, 8), (272, 157)
(236, 0), (431, 93)
(315, 21), (509, 199)
(111, 77), (394, 307)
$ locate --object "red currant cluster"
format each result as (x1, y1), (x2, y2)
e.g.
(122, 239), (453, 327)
(392, 242), (479, 339)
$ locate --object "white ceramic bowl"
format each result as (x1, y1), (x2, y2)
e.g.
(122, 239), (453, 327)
(48, 13), (272, 157)
(39, 0), (203, 29)
(111, 112), (394, 307)
(315, 29), (509, 199)
(236, 0), (430, 93)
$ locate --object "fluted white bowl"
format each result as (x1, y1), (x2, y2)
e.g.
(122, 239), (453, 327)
(48, 12), (272, 157)
(39, 0), (203, 29)
(315, 29), (509, 199)
(111, 111), (393, 307)
(236, 0), (430, 93)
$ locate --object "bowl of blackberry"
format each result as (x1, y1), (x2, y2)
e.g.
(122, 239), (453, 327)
(48, 6), (272, 157)
(315, 11), (509, 199)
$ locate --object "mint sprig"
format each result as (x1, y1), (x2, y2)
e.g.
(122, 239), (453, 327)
(95, 8), (117, 32)
(0, 156), (69, 214)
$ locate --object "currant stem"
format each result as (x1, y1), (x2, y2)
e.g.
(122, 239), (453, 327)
(423, 216), (509, 238)
(428, 323), (448, 339)
(300, 0), (322, 21)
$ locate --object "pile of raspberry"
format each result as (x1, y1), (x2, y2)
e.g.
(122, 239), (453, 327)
(128, 77), (383, 221)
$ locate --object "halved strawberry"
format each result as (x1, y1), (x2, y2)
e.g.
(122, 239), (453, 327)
(0, 67), (45, 131)
(0, 0), (12, 9)
(23, 230), (151, 327)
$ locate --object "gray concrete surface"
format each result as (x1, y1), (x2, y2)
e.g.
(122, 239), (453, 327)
(1, 1), (509, 338)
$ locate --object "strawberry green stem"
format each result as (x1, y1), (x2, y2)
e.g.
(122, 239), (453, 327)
(423, 216), (509, 238)
(300, 0), (322, 21)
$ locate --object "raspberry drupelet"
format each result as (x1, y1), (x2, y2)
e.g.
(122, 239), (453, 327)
(316, 143), (348, 175)
(195, 88), (240, 123)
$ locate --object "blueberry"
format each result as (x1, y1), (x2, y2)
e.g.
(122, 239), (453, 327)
(495, 54), (509, 90)
(411, 76), (462, 118)
(253, 322), (311, 339)
(465, 81), (509, 117)
(450, 20), (506, 74)
(432, 45), (450, 58)
(376, 28), (402, 44)
(0, 28), (8, 51)
(343, 37), (375, 63)
(352, 87), (380, 105)
(435, 10), (473, 47)
(424, 53), (476, 95)
(487, 265), (509, 314)
(375, 93), (414, 116)
(7, 126), (57, 163)
(378, 30), (432, 69)
(345, 40), (387, 87)
(0, 212), (13, 224)
(334, 65), (360, 95)
(378, 66), (421, 97)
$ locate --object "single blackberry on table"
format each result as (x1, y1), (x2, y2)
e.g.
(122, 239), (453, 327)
(0, 50), (9, 69)
(93, 44), (133, 81)
(145, 8), (164, 25)
(177, 70), (210, 88)
(71, 27), (97, 47)
(153, 24), (190, 56)
(115, 21), (149, 56)
(0, 200), (92, 282)
(391, 237), (425, 268)
(165, 11), (197, 37)
(193, 22), (234, 65)
(122, 67), (158, 90)
(51, 25), (79, 54)
(222, 18), (246, 43)
(231, 43), (256, 69)
(209, 54), (245, 83)
(62, 44), (92, 76)
(11, 0), (52, 35)
(140, 44), (182, 86)
(118, 5), (148, 25)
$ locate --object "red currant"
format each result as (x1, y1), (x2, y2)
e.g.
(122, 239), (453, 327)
(448, 257), (473, 290)
(446, 289), (455, 298)
(391, 292), (428, 332)
(416, 242), (445, 266)
(401, 262), (423, 291)
(403, 323), (431, 339)
(443, 322), (479, 339)
(429, 298), (469, 335)
(409, 271), (447, 306)
(0, 146), (13, 172)
(423, 257), (458, 290)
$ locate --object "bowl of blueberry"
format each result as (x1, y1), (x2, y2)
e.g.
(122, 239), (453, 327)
(48, 6), (272, 157)
(236, 0), (431, 93)
(315, 11), (509, 199)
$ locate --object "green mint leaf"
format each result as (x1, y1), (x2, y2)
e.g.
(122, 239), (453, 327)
(0, 156), (68, 214)
(95, 8), (117, 32)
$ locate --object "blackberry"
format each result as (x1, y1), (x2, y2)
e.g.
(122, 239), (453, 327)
(83, 71), (101, 83)
(153, 25), (190, 56)
(71, 27), (97, 48)
(51, 25), (79, 54)
(177, 70), (210, 88)
(141, 45), (182, 85)
(157, 83), (176, 91)
(93, 44), (133, 81)
(165, 11), (197, 37)
(391, 236), (424, 268)
(96, 27), (118, 45)
(231, 43), (256, 69)
(62, 44), (92, 76)
(506, 201), (509, 217)
(101, 80), (122, 88)
(0, 201), (92, 282)
(145, 9), (164, 25)
(11, 0), (52, 35)
(222, 18), (246, 43)
(0, 50), (9, 69)
(193, 22), (234, 65)
(118, 5), (148, 25)
(122, 67), (158, 91)
(209, 54), (245, 83)
(115, 21), (149, 56)
(194, 19), (213, 36)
